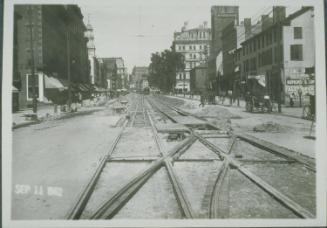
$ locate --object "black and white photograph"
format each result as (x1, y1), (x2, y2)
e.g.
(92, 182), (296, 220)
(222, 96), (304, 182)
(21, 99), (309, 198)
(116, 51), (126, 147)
(2, 0), (327, 227)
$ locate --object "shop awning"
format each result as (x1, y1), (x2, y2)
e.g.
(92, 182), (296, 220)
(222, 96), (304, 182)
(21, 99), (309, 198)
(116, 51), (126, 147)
(234, 66), (239, 72)
(78, 84), (89, 92)
(44, 75), (67, 91)
(248, 75), (266, 87)
(12, 85), (19, 93)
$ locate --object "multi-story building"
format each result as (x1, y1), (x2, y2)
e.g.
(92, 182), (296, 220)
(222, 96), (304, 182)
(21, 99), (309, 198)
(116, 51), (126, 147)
(208, 6), (239, 94)
(85, 19), (99, 86)
(97, 57), (126, 91)
(173, 22), (211, 93)
(115, 57), (125, 90)
(220, 18), (253, 93)
(131, 66), (149, 91)
(235, 7), (315, 103)
(13, 5), (90, 109)
(98, 58), (117, 91)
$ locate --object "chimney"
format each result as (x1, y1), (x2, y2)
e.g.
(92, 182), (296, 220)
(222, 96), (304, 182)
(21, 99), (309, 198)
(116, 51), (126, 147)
(244, 18), (252, 39)
(203, 21), (208, 28)
(273, 6), (286, 23)
(182, 21), (188, 32)
(261, 15), (273, 30)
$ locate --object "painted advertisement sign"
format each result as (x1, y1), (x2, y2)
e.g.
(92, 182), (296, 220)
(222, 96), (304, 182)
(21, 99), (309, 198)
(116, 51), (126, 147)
(285, 77), (315, 95)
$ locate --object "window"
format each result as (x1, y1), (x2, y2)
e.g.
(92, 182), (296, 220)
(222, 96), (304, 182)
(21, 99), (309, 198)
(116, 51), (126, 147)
(294, 27), (302, 39)
(290, 44), (303, 61)
(182, 46), (185, 50)
(262, 36), (265, 48)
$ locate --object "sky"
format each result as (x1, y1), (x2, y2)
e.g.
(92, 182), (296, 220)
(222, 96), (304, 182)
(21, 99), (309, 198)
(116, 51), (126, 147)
(80, 0), (300, 73)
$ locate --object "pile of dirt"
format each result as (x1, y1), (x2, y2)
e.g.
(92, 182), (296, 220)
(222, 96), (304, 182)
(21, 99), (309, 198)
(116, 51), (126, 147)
(180, 102), (199, 110)
(208, 118), (233, 133)
(253, 121), (287, 133)
(194, 106), (241, 120)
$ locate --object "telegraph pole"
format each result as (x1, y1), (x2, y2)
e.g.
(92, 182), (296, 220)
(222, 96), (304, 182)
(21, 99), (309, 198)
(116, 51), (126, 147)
(66, 26), (72, 111)
(28, 6), (37, 114)
(276, 22), (282, 113)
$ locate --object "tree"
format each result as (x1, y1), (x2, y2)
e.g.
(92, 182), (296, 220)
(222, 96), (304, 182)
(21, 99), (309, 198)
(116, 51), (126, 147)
(149, 48), (184, 92)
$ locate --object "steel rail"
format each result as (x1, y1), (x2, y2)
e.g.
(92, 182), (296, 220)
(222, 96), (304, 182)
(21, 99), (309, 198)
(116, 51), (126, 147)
(196, 133), (315, 219)
(146, 103), (195, 218)
(90, 134), (197, 219)
(149, 96), (316, 219)
(67, 96), (144, 219)
(209, 161), (229, 218)
(66, 118), (128, 219)
(209, 137), (236, 218)
(129, 97), (140, 127)
(165, 159), (195, 218)
(236, 133), (315, 171)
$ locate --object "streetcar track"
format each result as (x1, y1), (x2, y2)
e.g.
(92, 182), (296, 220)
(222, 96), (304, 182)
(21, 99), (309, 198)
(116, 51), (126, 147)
(68, 94), (316, 219)
(148, 95), (316, 219)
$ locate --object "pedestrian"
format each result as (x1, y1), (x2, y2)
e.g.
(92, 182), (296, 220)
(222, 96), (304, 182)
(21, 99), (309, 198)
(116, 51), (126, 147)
(290, 93), (295, 107)
(199, 92), (205, 107)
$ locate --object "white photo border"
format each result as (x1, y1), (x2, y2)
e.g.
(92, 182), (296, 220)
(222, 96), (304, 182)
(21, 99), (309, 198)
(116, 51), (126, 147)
(2, 0), (327, 227)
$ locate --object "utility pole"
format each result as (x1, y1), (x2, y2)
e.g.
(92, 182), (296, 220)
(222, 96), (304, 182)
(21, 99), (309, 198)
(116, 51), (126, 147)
(28, 6), (37, 114)
(276, 22), (282, 113)
(66, 25), (72, 112)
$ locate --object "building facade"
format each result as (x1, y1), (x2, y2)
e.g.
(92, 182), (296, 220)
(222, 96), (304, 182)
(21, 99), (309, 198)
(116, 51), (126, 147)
(131, 66), (149, 91)
(98, 58), (117, 91)
(220, 18), (254, 94)
(173, 22), (211, 93)
(235, 7), (314, 103)
(13, 5), (90, 109)
(208, 6), (239, 94)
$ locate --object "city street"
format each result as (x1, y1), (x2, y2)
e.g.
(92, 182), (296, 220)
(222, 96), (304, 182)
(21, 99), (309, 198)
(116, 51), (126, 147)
(7, 1), (323, 225)
(12, 94), (316, 219)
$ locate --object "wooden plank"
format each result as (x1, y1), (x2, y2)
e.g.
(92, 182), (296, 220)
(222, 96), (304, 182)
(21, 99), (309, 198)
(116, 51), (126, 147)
(235, 161), (315, 218)
(236, 133), (315, 171)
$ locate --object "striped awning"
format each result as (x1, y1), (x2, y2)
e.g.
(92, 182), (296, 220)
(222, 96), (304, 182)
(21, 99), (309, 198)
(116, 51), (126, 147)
(44, 75), (67, 90)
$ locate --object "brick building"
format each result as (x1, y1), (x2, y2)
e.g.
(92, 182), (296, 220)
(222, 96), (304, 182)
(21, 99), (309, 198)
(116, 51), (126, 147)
(13, 5), (90, 110)
(208, 6), (239, 94)
(234, 7), (315, 103)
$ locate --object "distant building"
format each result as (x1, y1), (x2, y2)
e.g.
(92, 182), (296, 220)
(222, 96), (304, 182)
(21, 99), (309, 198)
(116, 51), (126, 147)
(220, 18), (252, 93)
(208, 6), (239, 95)
(98, 58), (117, 91)
(97, 57), (126, 91)
(13, 5), (90, 110)
(235, 7), (315, 103)
(173, 21), (211, 93)
(190, 63), (210, 94)
(115, 57), (125, 90)
(131, 66), (149, 91)
(85, 18), (101, 87)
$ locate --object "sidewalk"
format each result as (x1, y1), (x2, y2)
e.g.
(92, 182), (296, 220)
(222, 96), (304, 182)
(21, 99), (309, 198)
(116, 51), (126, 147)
(169, 94), (316, 158)
(173, 94), (306, 120)
(12, 96), (116, 129)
